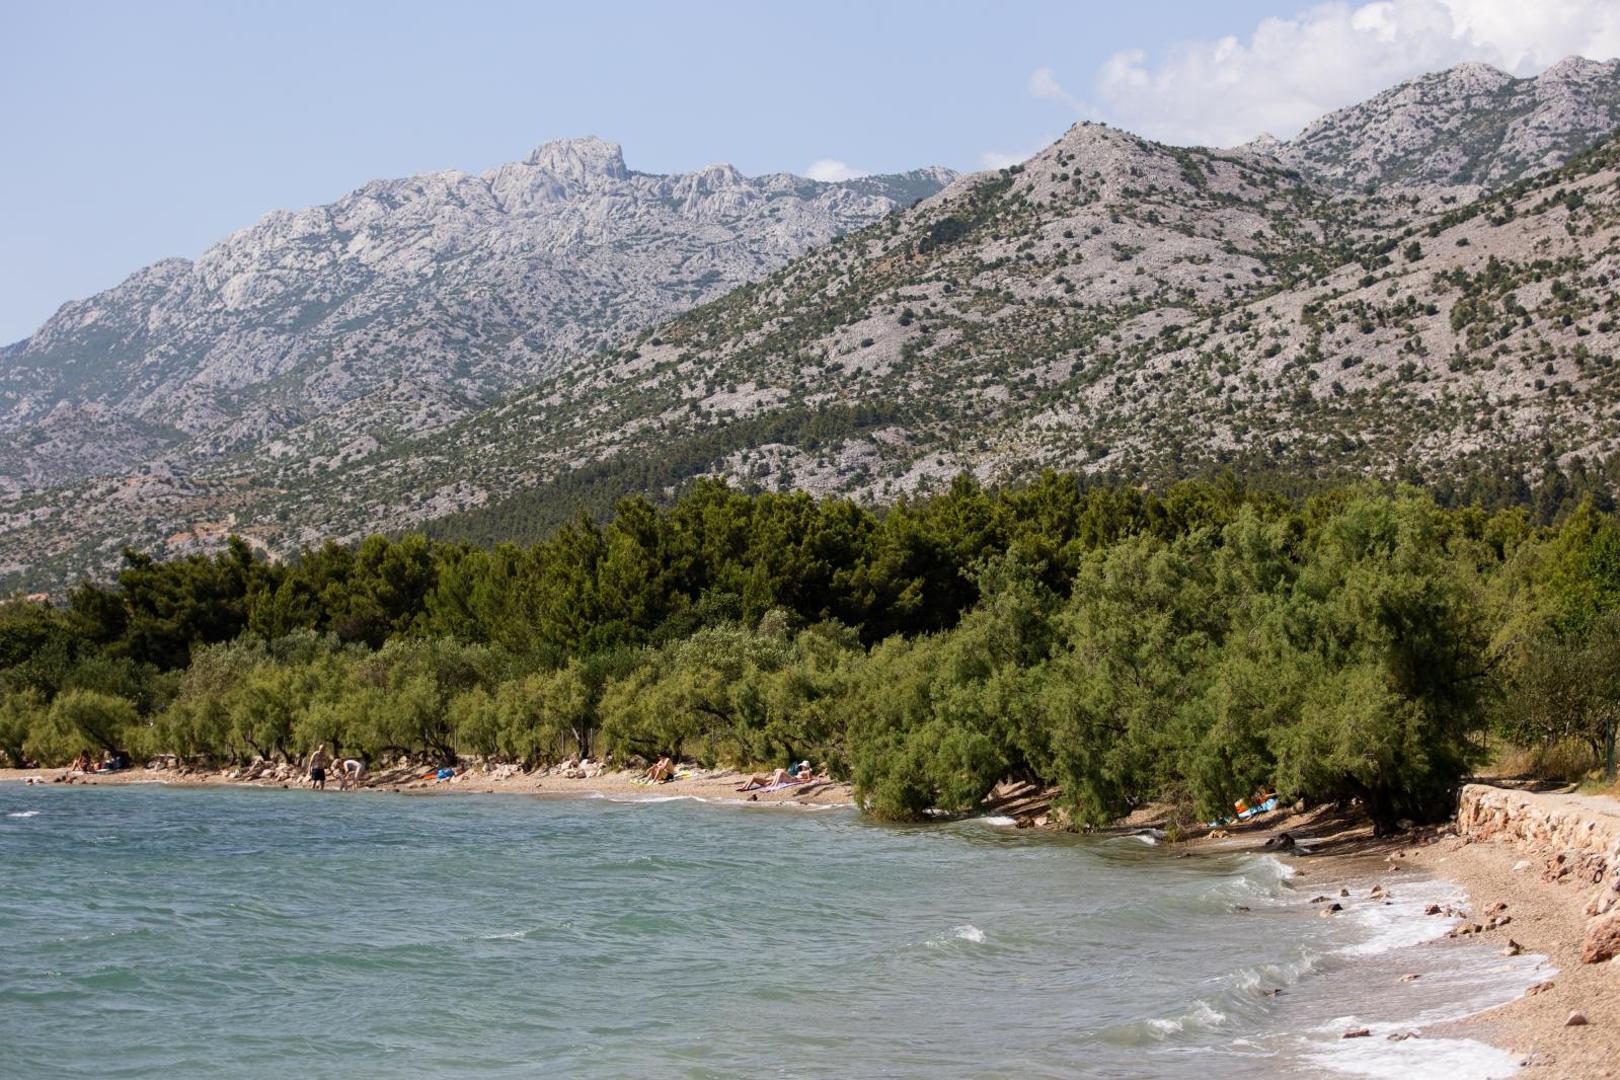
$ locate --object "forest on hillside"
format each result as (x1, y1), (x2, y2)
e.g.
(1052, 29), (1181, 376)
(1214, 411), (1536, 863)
(3, 473), (1617, 833)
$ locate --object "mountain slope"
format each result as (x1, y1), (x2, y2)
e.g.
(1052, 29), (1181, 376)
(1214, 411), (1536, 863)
(0, 120), (1371, 577)
(0, 138), (953, 490)
(413, 121), (1620, 547)
(8, 60), (1620, 591)
(1256, 56), (1620, 195)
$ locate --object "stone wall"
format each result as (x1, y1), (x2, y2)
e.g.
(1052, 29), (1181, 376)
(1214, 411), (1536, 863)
(1456, 784), (1620, 964)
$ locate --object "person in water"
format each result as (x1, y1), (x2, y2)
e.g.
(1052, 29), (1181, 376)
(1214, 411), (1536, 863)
(338, 758), (365, 791)
(307, 744), (331, 790)
(644, 753), (675, 783)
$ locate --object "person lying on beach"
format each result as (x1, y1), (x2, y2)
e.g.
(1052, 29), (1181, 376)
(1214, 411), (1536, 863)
(93, 751), (128, 774)
(338, 758), (365, 791)
(735, 760), (817, 792)
(643, 754), (675, 783)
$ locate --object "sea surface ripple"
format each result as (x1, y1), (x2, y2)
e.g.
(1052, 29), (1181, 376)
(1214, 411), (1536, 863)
(0, 785), (1540, 1078)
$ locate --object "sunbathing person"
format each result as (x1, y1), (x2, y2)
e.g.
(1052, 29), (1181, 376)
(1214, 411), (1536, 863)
(643, 754), (675, 783)
(736, 760), (814, 791)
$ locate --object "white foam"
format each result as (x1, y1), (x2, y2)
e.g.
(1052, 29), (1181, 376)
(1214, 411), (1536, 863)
(1253, 854), (1297, 881)
(976, 815), (1018, 826)
(1145, 1001), (1227, 1038)
(920, 923), (988, 949)
(1338, 881), (1463, 958)
(606, 794), (709, 805)
(1306, 1032), (1521, 1079)
(7, 810), (40, 818)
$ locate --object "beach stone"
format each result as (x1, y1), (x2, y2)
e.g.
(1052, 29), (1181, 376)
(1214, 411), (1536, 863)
(1565, 1010), (1589, 1027)
(1527, 980), (1555, 995)
(1586, 876), (1620, 917)
(1339, 888), (1350, 897)
(1386, 1031), (1419, 1041)
(1400, 973), (1421, 982)
(1424, 903), (1442, 915)
(1580, 911), (1620, 964)
(1341, 1028), (1371, 1039)
(1503, 939), (1523, 956)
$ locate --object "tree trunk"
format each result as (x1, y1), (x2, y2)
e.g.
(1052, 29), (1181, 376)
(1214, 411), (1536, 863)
(1344, 774), (1402, 837)
(1606, 716), (1617, 783)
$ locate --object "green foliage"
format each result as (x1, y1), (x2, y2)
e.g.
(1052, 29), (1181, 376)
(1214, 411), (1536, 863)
(7, 473), (1620, 830)
(29, 689), (140, 760)
(0, 687), (45, 766)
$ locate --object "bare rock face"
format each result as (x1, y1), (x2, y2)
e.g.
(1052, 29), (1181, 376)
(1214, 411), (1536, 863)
(0, 138), (954, 490)
(1257, 57), (1620, 194)
(8, 59), (1620, 591)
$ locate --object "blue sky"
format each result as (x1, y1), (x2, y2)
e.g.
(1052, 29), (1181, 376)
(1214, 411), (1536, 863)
(2, 0), (1615, 343)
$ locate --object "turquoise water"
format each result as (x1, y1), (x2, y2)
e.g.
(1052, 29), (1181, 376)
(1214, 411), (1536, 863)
(2, 785), (1542, 1078)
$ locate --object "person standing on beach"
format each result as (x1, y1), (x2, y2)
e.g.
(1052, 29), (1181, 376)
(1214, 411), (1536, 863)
(307, 743), (331, 790)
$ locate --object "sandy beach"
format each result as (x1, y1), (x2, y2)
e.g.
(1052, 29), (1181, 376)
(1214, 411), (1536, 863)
(7, 763), (1616, 1074)
(0, 762), (856, 808)
(1405, 808), (1620, 1076)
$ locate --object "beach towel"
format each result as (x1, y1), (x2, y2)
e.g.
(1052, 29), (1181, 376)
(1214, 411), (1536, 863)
(753, 778), (809, 793)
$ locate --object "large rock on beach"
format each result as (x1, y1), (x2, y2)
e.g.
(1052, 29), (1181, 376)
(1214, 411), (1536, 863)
(1580, 911), (1620, 965)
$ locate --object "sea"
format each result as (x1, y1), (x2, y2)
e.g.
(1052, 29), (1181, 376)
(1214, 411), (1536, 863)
(0, 784), (1549, 1078)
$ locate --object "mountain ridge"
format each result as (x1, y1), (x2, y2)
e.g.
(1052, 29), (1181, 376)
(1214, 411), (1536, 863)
(0, 138), (955, 493)
(1255, 55), (1620, 194)
(7, 59), (1620, 590)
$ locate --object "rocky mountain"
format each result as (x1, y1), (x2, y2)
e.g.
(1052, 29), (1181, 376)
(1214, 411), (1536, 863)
(361, 114), (1620, 551)
(0, 137), (953, 491)
(7, 59), (1620, 592)
(1254, 56), (1620, 196)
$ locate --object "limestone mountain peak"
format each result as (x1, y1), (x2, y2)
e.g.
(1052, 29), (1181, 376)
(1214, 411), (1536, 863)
(524, 136), (629, 182)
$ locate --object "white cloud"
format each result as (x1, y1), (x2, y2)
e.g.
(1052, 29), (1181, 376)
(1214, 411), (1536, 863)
(805, 159), (867, 182)
(978, 134), (1059, 171)
(1028, 66), (1094, 116)
(979, 149), (1032, 170)
(1033, 0), (1620, 148)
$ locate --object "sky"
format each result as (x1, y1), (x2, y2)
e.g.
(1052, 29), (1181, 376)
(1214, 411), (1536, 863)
(2, 0), (1618, 344)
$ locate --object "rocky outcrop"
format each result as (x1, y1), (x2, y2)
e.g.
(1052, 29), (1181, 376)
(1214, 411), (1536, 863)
(0, 138), (954, 490)
(1258, 56), (1620, 195)
(8, 60), (1620, 592)
(1456, 784), (1620, 965)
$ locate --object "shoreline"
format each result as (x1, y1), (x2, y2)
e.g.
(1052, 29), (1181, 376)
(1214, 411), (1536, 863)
(6, 767), (1615, 1075)
(0, 763), (858, 809)
(1173, 790), (1620, 1077)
